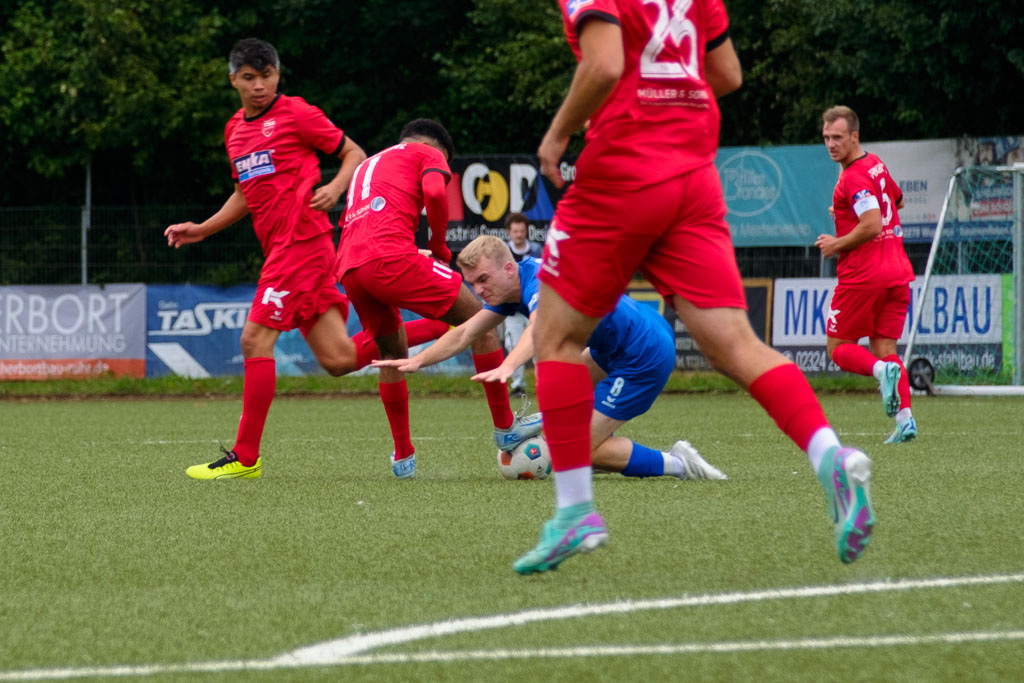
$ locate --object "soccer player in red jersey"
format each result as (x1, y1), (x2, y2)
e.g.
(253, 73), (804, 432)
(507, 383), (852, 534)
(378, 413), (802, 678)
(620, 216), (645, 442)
(164, 39), (447, 480)
(514, 0), (877, 573)
(336, 119), (541, 479)
(816, 105), (917, 444)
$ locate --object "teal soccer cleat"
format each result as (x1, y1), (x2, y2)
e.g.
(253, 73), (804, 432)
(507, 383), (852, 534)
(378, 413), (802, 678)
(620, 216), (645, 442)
(879, 361), (902, 417)
(391, 452), (416, 479)
(514, 503), (608, 575)
(817, 446), (875, 564)
(885, 417), (918, 444)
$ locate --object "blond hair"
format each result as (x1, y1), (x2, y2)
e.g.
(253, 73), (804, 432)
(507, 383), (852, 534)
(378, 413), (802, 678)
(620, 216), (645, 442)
(457, 234), (513, 269)
(822, 105), (859, 134)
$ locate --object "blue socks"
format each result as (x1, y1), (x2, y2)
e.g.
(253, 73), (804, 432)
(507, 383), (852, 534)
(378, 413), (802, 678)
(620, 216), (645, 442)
(622, 443), (665, 478)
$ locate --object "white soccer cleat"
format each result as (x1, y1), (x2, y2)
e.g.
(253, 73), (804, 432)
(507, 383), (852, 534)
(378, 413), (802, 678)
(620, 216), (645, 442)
(670, 440), (728, 480)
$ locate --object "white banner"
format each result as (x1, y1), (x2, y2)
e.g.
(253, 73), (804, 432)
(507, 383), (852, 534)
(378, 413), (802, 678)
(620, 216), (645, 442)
(772, 275), (1002, 346)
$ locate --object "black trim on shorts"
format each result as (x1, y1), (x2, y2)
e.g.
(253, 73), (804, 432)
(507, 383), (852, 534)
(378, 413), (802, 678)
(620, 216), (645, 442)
(574, 9), (620, 33)
(243, 93), (281, 122)
(423, 167), (453, 185)
(706, 27), (730, 52)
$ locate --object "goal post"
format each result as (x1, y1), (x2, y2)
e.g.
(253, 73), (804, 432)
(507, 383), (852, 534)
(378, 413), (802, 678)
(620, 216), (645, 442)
(903, 165), (1024, 395)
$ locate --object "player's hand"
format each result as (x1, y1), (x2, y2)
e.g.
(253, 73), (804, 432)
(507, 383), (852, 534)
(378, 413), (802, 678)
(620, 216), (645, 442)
(814, 233), (840, 258)
(371, 358), (422, 373)
(827, 205), (835, 219)
(309, 185), (341, 212)
(538, 129), (570, 189)
(164, 222), (205, 249)
(472, 366), (513, 384)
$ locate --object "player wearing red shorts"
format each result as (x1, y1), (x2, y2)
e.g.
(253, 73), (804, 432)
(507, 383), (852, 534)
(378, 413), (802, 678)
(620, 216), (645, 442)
(515, 0), (877, 573)
(336, 119), (541, 479)
(816, 105), (917, 444)
(165, 39), (447, 480)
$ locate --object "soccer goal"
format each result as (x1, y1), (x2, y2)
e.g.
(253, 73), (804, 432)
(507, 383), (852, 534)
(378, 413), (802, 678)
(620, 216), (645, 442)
(903, 165), (1024, 395)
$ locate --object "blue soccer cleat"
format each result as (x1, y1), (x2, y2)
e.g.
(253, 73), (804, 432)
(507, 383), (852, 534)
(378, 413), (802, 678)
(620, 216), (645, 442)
(513, 502), (609, 575)
(391, 452), (415, 479)
(817, 446), (875, 564)
(879, 361), (902, 417)
(494, 402), (544, 451)
(885, 417), (918, 444)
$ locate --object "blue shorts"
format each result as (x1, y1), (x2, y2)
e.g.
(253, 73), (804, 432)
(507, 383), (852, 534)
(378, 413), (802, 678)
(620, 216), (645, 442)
(592, 324), (675, 422)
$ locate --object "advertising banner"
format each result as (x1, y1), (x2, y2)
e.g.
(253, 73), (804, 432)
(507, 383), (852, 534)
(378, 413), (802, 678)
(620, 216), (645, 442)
(146, 284), (472, 378)
(0, 284), (146, 379)
(771, 276), (1004, 374)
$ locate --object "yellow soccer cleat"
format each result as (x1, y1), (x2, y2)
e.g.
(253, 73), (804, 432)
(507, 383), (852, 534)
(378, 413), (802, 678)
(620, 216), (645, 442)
(186, 449), (262, 480)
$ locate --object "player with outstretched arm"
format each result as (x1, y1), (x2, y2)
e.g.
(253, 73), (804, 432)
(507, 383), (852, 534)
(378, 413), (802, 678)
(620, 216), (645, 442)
(374, 235), (728, 483)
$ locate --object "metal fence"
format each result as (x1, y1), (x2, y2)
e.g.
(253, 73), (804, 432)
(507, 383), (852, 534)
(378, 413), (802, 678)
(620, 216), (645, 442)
(0, 205), (935, 285)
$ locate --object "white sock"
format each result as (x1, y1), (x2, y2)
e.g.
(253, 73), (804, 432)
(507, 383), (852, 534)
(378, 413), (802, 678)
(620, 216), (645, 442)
(662, 453), (684, 477)
(871, 360), (886, 381)
(554, 467), (594, 509)
(896, 407), (912, 423)
(807, 427), (841, 472)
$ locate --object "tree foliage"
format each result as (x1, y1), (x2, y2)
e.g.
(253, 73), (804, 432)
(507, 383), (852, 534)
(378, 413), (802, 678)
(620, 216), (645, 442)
(1, 0), (1023, 207)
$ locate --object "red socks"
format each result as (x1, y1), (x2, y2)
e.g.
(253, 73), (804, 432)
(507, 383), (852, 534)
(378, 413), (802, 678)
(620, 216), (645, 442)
(748, 363), (830, 452)
(831, 343), (878, 376)
(535, 361), (594, 472)
(883, 354), (913, 410)
(380, 379), (414, 460)
(233, 357), (275, 466)
(473, 349), (515, 429)
(352, 319), (451, 370)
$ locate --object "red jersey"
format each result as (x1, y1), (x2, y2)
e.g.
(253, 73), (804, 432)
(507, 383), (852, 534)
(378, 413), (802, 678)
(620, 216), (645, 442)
(225, 93), (345, 255)
(336, 142), (451, 275)
(831, 152), (914, 288)
(558, 0), (729, 190)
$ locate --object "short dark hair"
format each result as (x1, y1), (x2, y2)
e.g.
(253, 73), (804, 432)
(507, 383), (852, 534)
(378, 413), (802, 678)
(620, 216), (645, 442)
(399, 119), (455, 160)
(229, 38), (280, 75)
(504, 212), (528, 229)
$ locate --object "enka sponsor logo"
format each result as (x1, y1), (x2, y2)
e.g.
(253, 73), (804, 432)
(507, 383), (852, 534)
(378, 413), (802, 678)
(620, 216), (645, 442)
(233, 150), (275, 182)
(151, 302), (251, 336)
(718, 150), (782, 217)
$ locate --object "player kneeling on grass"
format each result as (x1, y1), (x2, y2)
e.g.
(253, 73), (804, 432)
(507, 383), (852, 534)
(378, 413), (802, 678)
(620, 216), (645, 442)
(373, 235), (728, 482)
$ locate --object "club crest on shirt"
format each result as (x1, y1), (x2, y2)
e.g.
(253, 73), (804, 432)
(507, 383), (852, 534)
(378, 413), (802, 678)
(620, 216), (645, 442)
(262, 118), (276, 138)
(371, 196), (386, 211)
(234, 150), (276, 182)
(567, 0), (594, 18)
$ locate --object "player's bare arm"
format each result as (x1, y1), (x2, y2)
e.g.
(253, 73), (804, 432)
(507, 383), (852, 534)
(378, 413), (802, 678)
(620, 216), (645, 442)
(538, 18), (623, 188)
(372, 309), (504, 372)
(309, 137), (367, 212)
(815, 208), (883, 258)
(165, 184), (248, 248)
(704, 37), (742, 97)
(473, 313), (536, 384)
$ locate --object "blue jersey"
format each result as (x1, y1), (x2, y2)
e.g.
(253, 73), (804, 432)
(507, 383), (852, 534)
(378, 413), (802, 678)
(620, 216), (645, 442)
(486, 257), (673, 374)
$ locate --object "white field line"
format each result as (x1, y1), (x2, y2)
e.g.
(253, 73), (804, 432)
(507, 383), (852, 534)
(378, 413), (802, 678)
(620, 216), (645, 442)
(1, 572), (1021, 681)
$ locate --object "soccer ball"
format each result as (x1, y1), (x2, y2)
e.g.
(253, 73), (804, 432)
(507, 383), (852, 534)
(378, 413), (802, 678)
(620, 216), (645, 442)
(497, 436), (552, 480)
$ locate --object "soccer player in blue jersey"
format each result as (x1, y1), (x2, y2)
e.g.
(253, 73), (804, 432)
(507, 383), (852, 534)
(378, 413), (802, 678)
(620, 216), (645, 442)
(373, 235), (727, 481)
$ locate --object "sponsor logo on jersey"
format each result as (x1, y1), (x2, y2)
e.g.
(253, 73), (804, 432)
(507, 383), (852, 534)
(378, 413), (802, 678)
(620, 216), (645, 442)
(853, 189), (873, 202)
(234, 150), (276, 182)
(371, 196), (386, 211)
(567, 0), (594, 17)
(262, 118), (276, 138)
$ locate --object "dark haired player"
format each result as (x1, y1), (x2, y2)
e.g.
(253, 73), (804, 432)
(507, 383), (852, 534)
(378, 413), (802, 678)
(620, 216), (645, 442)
(337, 119), (541, 479)
(165, 39), (447, 479)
